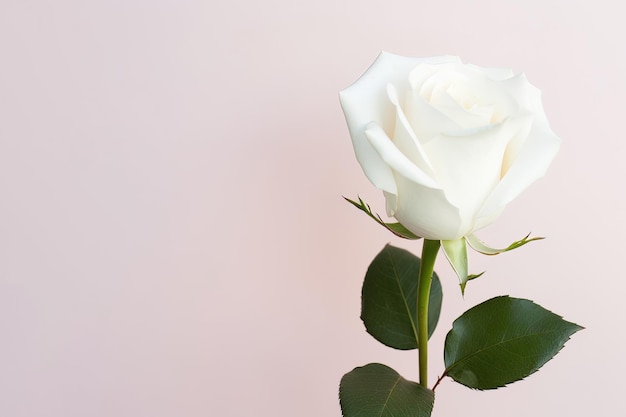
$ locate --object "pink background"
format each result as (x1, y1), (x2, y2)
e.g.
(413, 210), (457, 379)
(0, 0), (621, 415)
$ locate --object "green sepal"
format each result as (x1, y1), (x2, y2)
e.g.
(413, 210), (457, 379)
(443, 296), (583, 390)
(361, 245), (443, 350)
(467, 272), (485, 281)
(344, 196), (421, 240)
(339, 363), (434, 417)
(466, 233), (543, 256)
(441, 238), (470, 294)
(442, 239), (488, 294)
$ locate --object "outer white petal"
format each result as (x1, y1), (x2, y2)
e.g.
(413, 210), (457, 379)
(392, 174), (463, 240)
(474, 75), (559, 230)
(475, 122), (560, 230)
(424, 115), (532, 227)
(383, 190), (398, 217)
(339, 52), (458, 194)
(500, 113), (533, 177)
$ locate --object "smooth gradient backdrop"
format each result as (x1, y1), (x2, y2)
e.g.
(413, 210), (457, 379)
(1, 0), (622, 416)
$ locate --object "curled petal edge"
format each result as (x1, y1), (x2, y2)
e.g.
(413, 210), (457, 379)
(365, 123), (441, 190)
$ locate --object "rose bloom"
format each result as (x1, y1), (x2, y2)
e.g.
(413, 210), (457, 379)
(340, 52), (560, 241)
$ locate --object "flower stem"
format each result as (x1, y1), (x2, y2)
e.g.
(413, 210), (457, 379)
(417, 239), (441, 388)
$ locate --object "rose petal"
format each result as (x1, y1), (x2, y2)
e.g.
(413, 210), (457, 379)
(423, 116), (531, 224)
(386, 83), (437, 179)
(404, 92), (462, 143)
(408, 59), (463, 92)
(339, 52), (458, 194)
(391, 173), (463, 239)
(364, 122), (440, 190)
(444, 74), (519, 124)
(500, 113), (533, 176)
(496, 73), (549, 125)
(383, 190), (398, 217)
(430, 87), (494, 129)
(411, 61), (468, 100)
(475, 121), (560, 230)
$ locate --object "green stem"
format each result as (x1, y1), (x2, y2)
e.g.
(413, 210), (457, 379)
(417, 239), (441, 388)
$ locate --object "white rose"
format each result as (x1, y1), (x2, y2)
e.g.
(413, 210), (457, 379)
(340, 52), (560, 241)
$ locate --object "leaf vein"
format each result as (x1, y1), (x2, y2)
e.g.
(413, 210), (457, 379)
(446, 328), (567, 374)
(385, 250), (419, 347)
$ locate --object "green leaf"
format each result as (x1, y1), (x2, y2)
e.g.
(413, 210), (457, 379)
(361, 245), (442, 350)
(466, 233), (543, 256)
(344, 196), (421, 240)
(443, 296), (583, 390)
(340, 363), (434, 417)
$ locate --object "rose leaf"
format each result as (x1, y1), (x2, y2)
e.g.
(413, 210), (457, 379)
(340, 363), (434, 417)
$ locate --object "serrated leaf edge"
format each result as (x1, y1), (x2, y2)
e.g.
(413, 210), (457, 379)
(444, 296), (583, 390)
